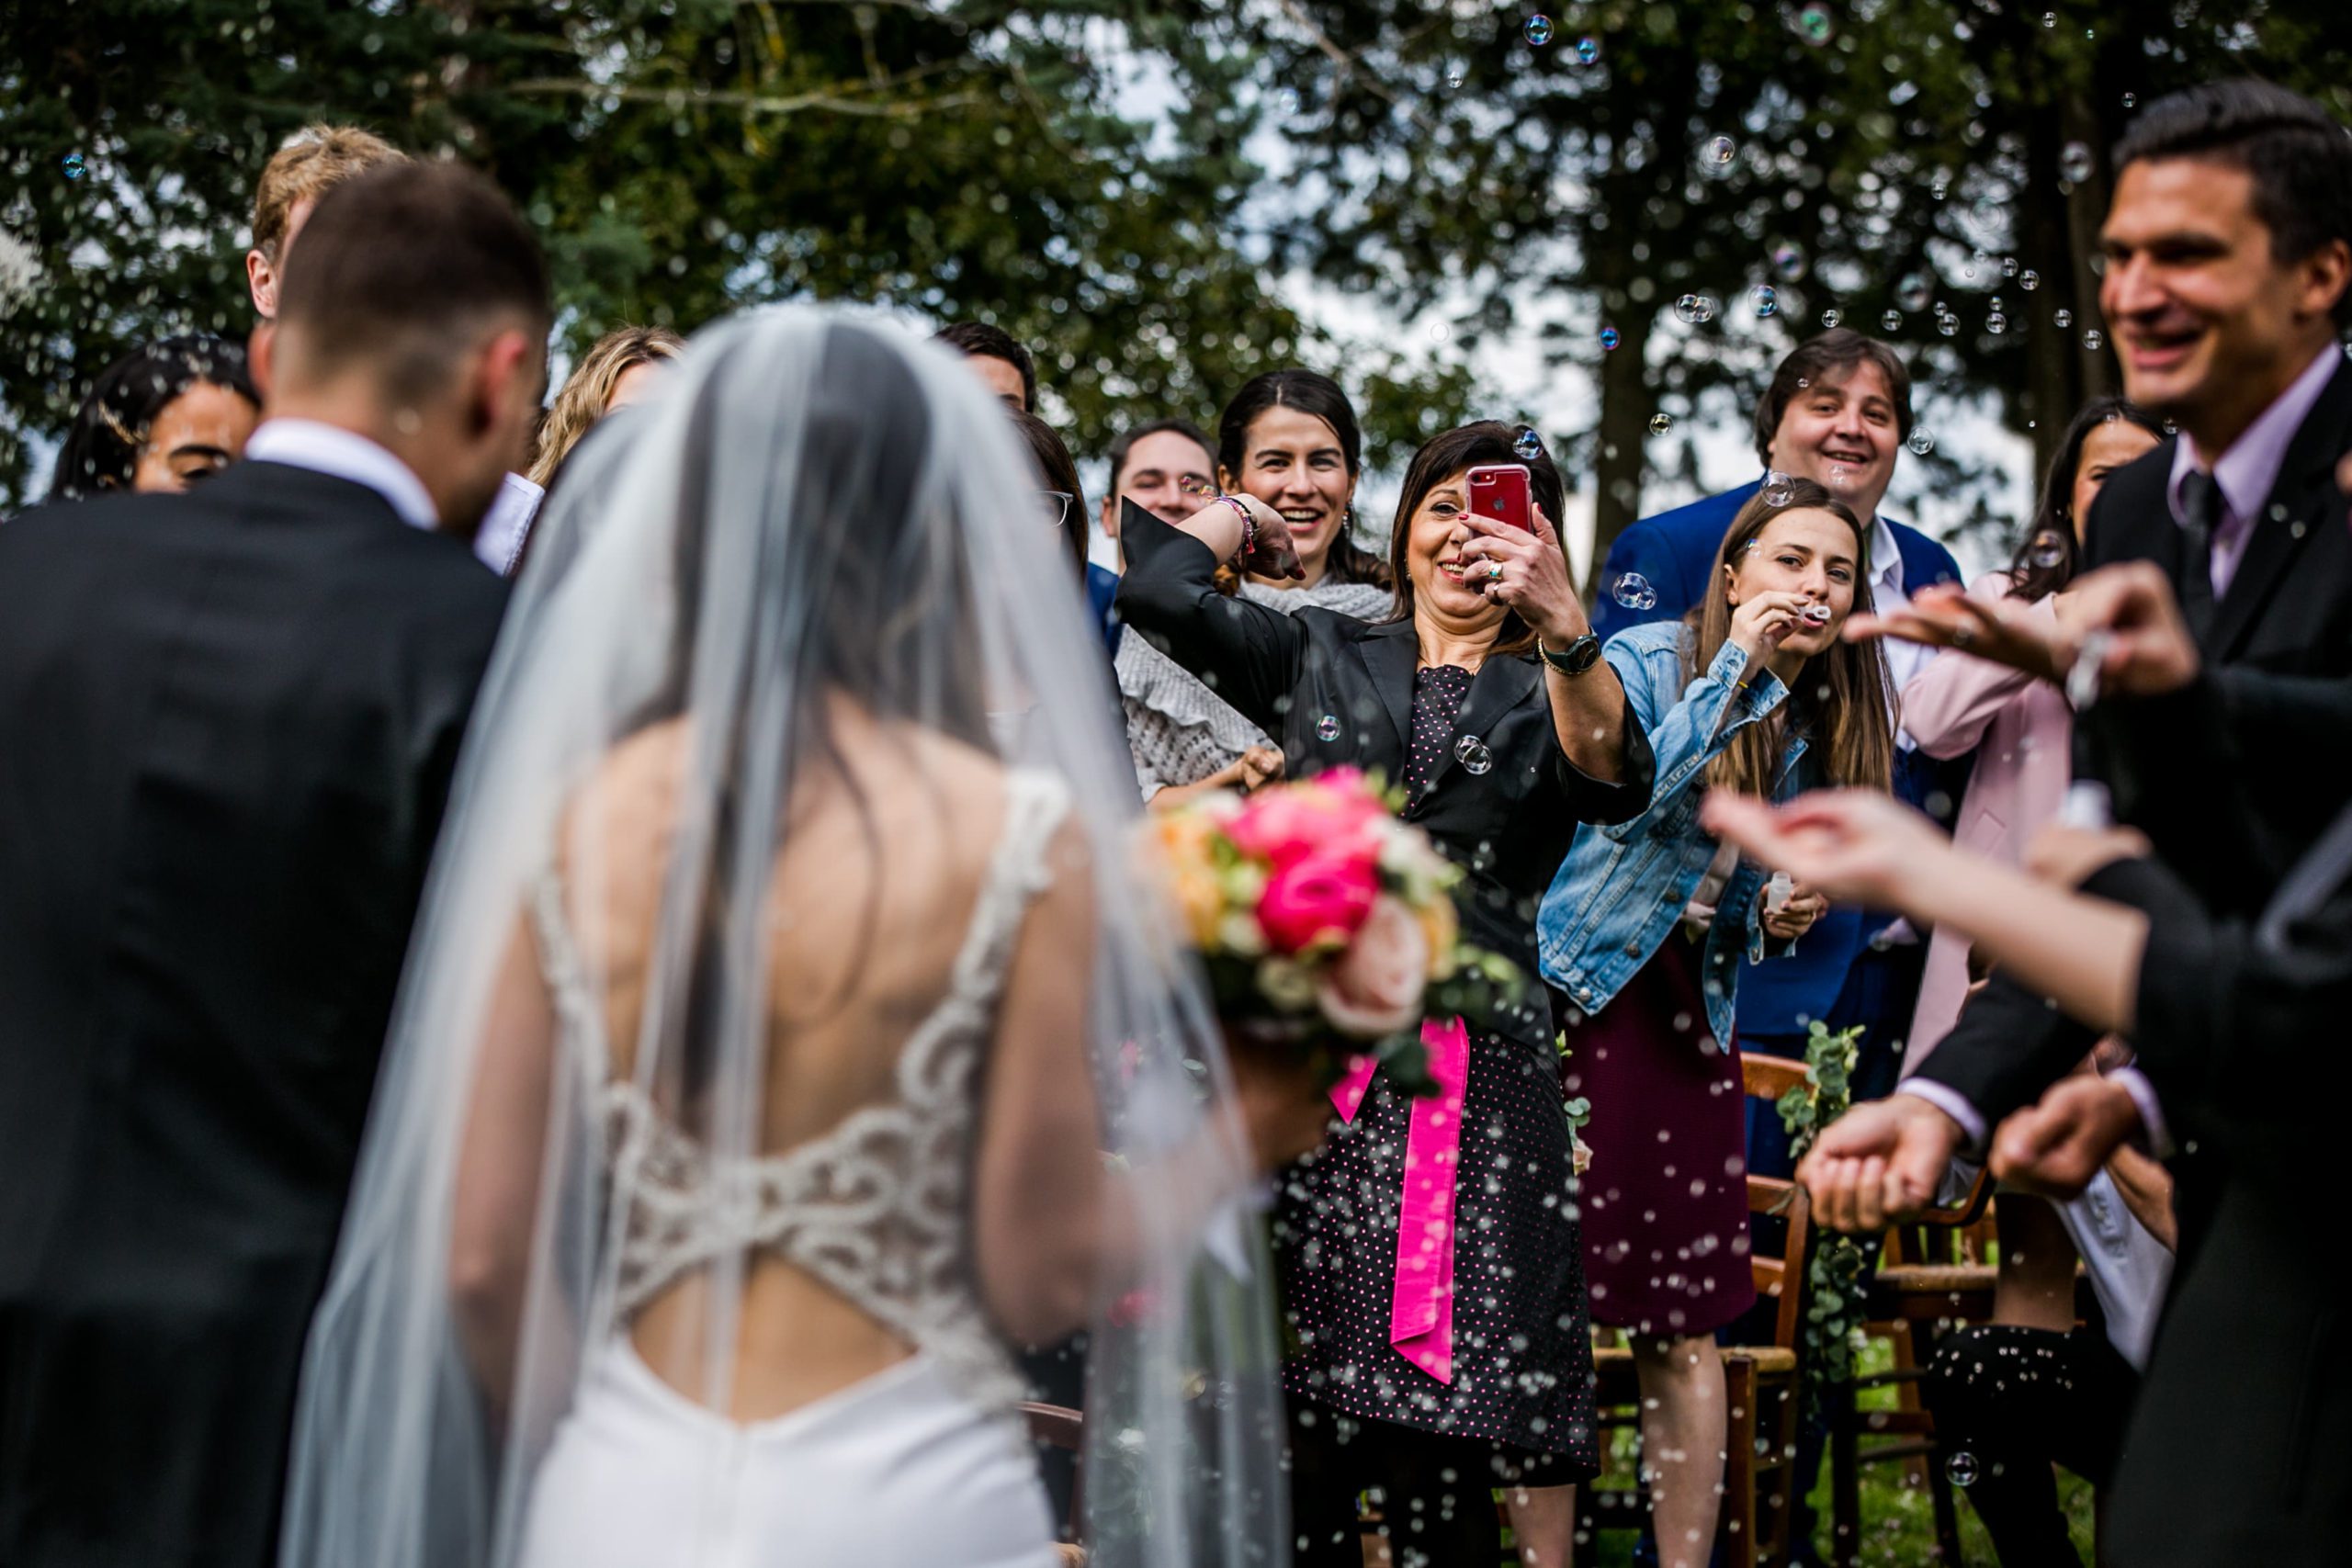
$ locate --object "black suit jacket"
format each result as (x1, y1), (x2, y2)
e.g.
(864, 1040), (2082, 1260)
(1916, 356), (2352, 1122)
(0, 461), (506, 1567)
(1115, 503), (1655, 1043)
(2072, 802), (2352, 1562)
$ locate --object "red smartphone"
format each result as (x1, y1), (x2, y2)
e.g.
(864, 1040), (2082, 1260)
(1466, 464), (1533, 531)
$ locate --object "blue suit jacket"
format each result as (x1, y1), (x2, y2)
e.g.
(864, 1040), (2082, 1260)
(1589, 479), (1969, 1038)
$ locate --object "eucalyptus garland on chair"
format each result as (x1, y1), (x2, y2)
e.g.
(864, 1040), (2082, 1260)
(1774, 1020), (1871, 1399)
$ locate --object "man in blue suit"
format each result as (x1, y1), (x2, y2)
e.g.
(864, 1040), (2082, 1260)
(1591, 328), (1965, 1094)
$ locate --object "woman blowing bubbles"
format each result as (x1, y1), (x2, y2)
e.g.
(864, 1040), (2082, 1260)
(1119, 421), (1651, 1568)
(1537, 479), (1893, 1568)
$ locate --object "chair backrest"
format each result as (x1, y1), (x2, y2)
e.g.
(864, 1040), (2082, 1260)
(1740, 1052), (1815, 1355)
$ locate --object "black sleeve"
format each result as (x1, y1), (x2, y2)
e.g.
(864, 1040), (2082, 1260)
(1114, 502), (1308, 739)
(2097, 852), (2352, 1149)
(1910, 970), (2100, 1130)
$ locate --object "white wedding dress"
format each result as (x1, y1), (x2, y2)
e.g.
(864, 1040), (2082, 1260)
(514, 773), (1069, 1568)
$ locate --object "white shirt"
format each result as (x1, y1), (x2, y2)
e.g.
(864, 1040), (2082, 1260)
(241, 419), (438, 531)
(474, 472), (544, 575)
(1864, 512), (1939, 698)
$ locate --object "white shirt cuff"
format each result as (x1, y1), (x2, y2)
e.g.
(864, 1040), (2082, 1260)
(1894, 1077), (1988, 1157)
(2105, 1065), (2175, 1160)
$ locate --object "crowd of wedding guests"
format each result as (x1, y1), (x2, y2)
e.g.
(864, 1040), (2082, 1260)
(3, 73), (2348, 1568)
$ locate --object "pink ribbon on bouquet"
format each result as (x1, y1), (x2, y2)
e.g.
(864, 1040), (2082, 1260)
(1327, 1015), (1473, 1384)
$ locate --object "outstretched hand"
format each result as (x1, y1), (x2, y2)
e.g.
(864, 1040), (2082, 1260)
(2053, 562), (2200, 698)
(1699, 790), (1951, 914)
(1842, 581), (2065, 682)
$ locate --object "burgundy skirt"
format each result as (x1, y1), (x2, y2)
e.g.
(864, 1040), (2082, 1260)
(1564, 931), (1757, 1338)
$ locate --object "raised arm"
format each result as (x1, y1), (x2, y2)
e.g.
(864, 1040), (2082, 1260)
(1114, 500), (1310, 740)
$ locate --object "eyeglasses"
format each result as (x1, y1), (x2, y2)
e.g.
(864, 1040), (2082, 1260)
(1037, 490), (1075, 529)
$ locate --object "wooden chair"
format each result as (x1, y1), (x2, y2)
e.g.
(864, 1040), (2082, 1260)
(1823, 1175), (1996, 1567)
(1576, 1052), (1820, 1567)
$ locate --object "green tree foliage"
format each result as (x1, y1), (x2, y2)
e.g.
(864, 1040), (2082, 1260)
(0, 0), (1466, 509)
(1241, 0), (2352, 581)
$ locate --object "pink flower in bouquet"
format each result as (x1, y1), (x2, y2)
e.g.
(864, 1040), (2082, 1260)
(1257, 851), (1380, 955)
(1224, 769), (1387, 872)
(1315, 893), (1430, 1038)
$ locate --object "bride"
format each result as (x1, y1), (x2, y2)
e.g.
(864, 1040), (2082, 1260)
(277, 311), (1322, 1568)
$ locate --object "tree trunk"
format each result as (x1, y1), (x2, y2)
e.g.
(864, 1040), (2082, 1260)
(1585, 302), (1658, 604)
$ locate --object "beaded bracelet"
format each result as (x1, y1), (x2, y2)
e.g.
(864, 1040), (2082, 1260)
(1216, 494), (1256, 563)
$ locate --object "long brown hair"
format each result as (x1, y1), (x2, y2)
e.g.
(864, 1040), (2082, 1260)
(527, 324), (684, 486)
(1689, 479), (1894, 797)
(1382, 421), (1566, 660)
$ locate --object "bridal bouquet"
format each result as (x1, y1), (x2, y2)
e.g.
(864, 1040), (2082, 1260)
(1143, 768), (1521, 1095)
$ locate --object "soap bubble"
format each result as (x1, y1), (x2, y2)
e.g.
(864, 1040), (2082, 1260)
(2027, 532), (2067, 570)
(1986, 311), (2008, 334)
(1945, 1451), (1981, 1488)
(2083, 328), (2104, 351)
(1453, 735), (1493, 775)
(1751, 285), (1779, 318)
(1524, 14), (1555, 45)
(1880, 309), (1903, 332)
(2053, 308), (2074, 328)
(1706, 135), (1736, 166)
(1771, 242), (1808, 281)
(2122, 92), (2137, 109)
(1317, 714), (1341, 742)
(1672, 293), (1718, 325)
(1649, 412), (1674, 434)
(1762, 469), (1794, 506)
(1795, 4), (1834, 43)
(1600, 326), (1622, 351)
(1895, 273), (1932, 311)
(1611, 572), (1658, 612)
(1445, 65), (1464, 88)
(1905, 428), (1936, 456)
(2060, 141), (2095, 184)
(2019, 269), (2041, 291)
(1514, 428), (1544, 461)
(62, 152), (85, 179)
(1575, 36), (1600, 64)
(1820, 308), (1842, 328)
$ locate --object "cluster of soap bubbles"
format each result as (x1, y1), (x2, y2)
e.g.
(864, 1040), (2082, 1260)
(1611, 572), (1657, 612)
(1673, 293), (1718, 325)
(1453, 735), (1493, 774)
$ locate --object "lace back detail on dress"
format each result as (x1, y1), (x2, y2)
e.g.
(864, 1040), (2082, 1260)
(528, 770), (1072, 1416)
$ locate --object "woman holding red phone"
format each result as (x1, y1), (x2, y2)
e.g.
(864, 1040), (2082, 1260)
(1118, 420), (1647, 1566)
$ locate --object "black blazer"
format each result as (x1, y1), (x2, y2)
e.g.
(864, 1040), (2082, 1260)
(2075, 805), (2352, 1563)
(1115, 503), (1655, 1043)
(1917, 357), (2352, 1122)
(0, 460), (507, 1567)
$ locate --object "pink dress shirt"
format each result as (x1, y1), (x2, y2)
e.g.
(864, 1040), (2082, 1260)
(1897, 573), (2075, 1076)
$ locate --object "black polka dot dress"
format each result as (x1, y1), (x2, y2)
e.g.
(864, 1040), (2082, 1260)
(1272, 665), (1599, 1476)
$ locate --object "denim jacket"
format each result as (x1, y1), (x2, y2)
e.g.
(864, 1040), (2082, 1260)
(1536, 620), (1808, 1049)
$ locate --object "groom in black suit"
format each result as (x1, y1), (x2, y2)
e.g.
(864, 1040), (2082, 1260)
(0, 162), (546, 1567)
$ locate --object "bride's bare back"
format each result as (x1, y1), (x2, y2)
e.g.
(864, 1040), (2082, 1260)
(554, 700), (1091, 1421)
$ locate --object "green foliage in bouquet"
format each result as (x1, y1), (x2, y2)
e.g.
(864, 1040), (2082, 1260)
(1775, 1020), (1871, 1402)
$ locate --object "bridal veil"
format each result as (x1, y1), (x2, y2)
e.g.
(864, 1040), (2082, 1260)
(277, 309), (1289, 1568)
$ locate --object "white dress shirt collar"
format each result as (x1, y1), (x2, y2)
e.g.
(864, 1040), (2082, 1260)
(242, 418), (438, 532)
(1866, 511), (1905, 604)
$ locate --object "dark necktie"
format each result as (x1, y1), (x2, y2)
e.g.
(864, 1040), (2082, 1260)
(2177, 468), (2225, 642)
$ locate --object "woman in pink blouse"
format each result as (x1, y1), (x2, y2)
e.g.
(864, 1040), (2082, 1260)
(1900, 398), (2165, 1071)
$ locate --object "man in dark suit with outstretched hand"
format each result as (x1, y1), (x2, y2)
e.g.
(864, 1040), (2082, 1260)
(0, 162), (546, 1568)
